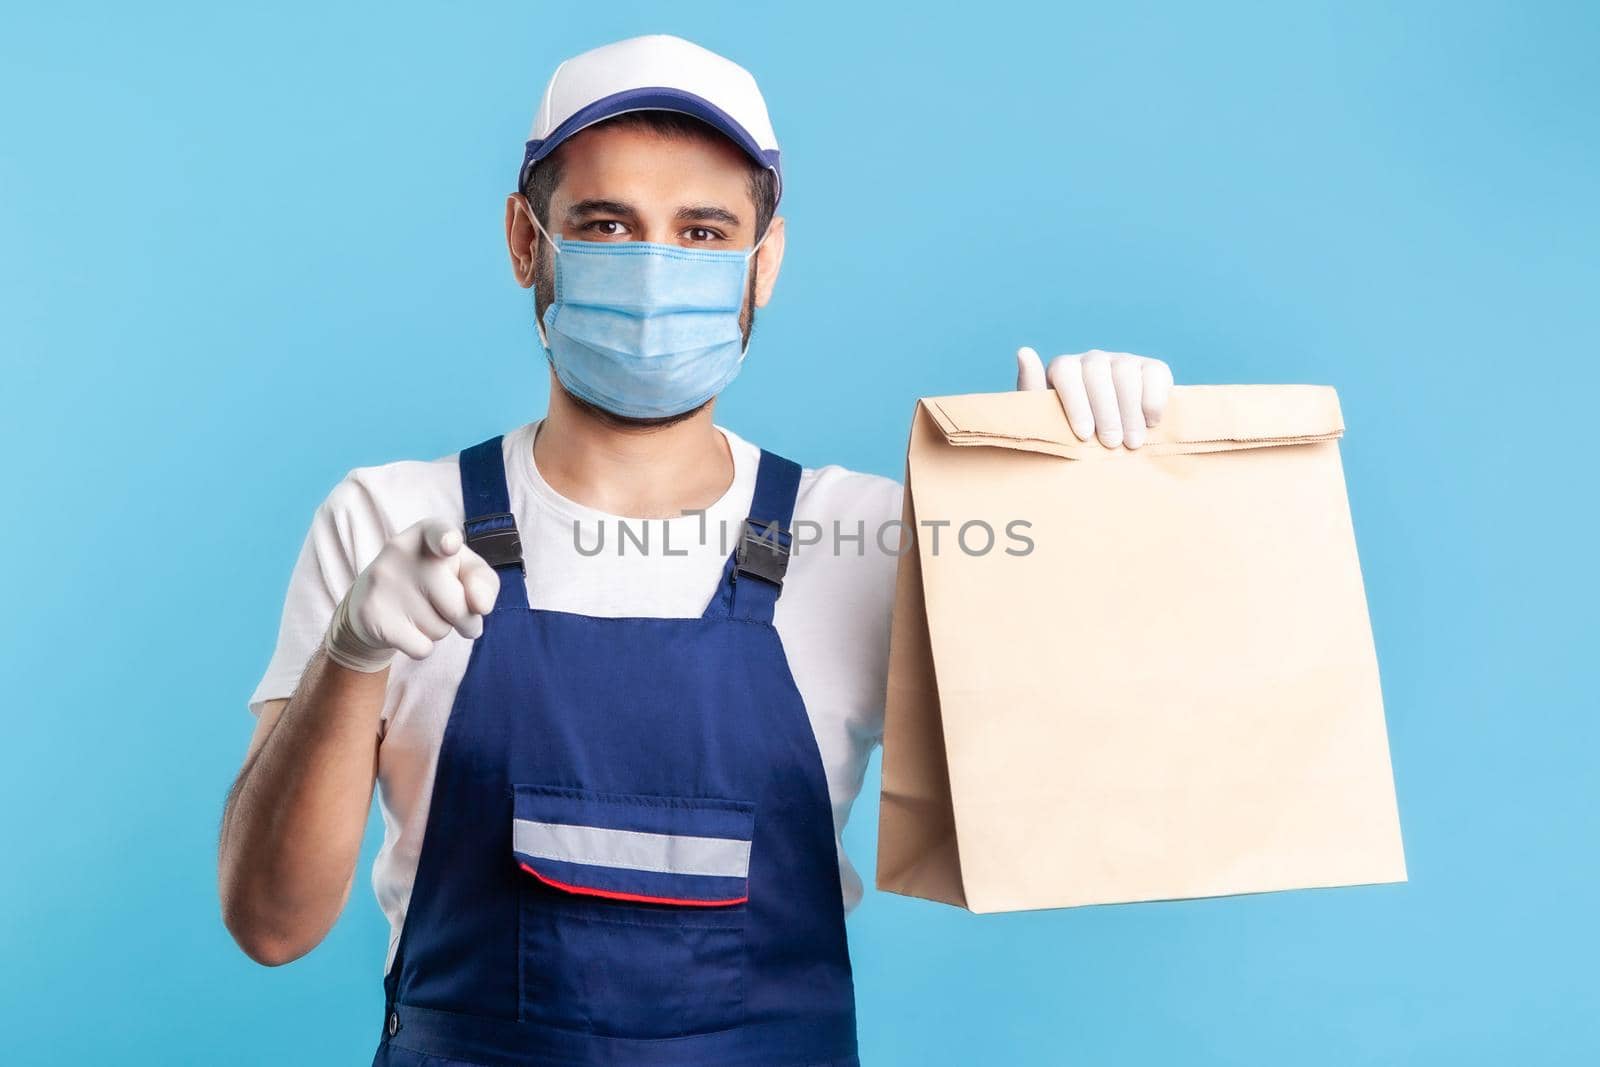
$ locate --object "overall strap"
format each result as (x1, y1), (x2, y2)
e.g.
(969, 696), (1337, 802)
(704, 449), (802, 624)
(457, 435), (527, 613)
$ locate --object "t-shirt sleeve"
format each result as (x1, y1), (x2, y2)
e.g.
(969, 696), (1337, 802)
(778, 464), (905, 914)
(872, 481), (906, 751)
(246, 471), (387, 717)
(837, 471), (905, 751)
(829, 470), (903, 914)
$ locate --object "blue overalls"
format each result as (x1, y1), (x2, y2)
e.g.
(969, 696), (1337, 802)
(372, 434), (859, 1067)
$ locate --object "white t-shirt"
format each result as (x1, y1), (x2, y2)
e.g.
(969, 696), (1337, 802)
(248, 419), (905, 974)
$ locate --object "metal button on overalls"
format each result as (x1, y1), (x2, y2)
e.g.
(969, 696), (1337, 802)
(372, 435), (858, 1067)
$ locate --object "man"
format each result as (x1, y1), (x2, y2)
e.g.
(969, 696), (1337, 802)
(219, 34), (1174, 1067)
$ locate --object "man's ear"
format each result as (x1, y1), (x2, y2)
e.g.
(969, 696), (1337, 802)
(505, 194), (540, 289)
(752, 215), (786, 308)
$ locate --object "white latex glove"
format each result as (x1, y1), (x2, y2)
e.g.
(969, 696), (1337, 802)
(323, 518), (502, 673)
(1015, 347), (1175, 450)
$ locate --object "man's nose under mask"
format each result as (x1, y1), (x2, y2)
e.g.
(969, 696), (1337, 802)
(529, 212), (768, 420)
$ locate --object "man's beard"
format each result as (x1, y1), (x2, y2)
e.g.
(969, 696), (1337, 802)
(533, 253), (758, 432)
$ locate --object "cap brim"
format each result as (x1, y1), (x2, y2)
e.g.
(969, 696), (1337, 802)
(519, 87), (781, 203)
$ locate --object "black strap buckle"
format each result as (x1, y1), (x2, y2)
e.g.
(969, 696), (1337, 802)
(463, 511), (524, 573)
(735, 517), (791, 587)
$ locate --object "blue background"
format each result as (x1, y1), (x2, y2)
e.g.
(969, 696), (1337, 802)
(3, 1), (1595, 1063)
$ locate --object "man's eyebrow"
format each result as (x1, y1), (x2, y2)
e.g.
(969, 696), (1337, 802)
(676, 204), (742, 226)
(565, 198), (638, 220)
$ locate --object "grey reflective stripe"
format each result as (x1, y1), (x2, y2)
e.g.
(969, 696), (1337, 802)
(513, 818), (751, 878)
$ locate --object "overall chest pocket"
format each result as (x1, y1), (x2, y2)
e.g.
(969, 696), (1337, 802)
(511, 784), (754, 1038)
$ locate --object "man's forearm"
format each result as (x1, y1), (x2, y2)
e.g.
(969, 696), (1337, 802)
(219, 646), (385, 966)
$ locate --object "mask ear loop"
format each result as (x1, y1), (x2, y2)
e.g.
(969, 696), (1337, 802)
(746, 222), (773, 261)
(737, 223), (773, 360)
(525, 203), (561, 349)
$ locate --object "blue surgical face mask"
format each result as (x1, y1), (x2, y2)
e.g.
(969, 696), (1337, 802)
(528, 211), (770, 419)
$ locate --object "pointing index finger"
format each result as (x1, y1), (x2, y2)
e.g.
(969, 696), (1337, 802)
(421, 519), (463, 559)
(458, 548), (502, 617)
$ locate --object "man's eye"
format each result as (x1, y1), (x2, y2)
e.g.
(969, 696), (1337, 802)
(583, 220), (626, 236)
(685, 227), (723, 242)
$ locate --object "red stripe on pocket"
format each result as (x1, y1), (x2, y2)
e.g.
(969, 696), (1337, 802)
(519, 862), (748, 907)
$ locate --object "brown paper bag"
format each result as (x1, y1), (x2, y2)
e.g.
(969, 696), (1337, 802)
(876, 385), (1406, 912)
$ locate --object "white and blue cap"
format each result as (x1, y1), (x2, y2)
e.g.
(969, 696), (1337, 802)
(519, 35), (782, 204)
